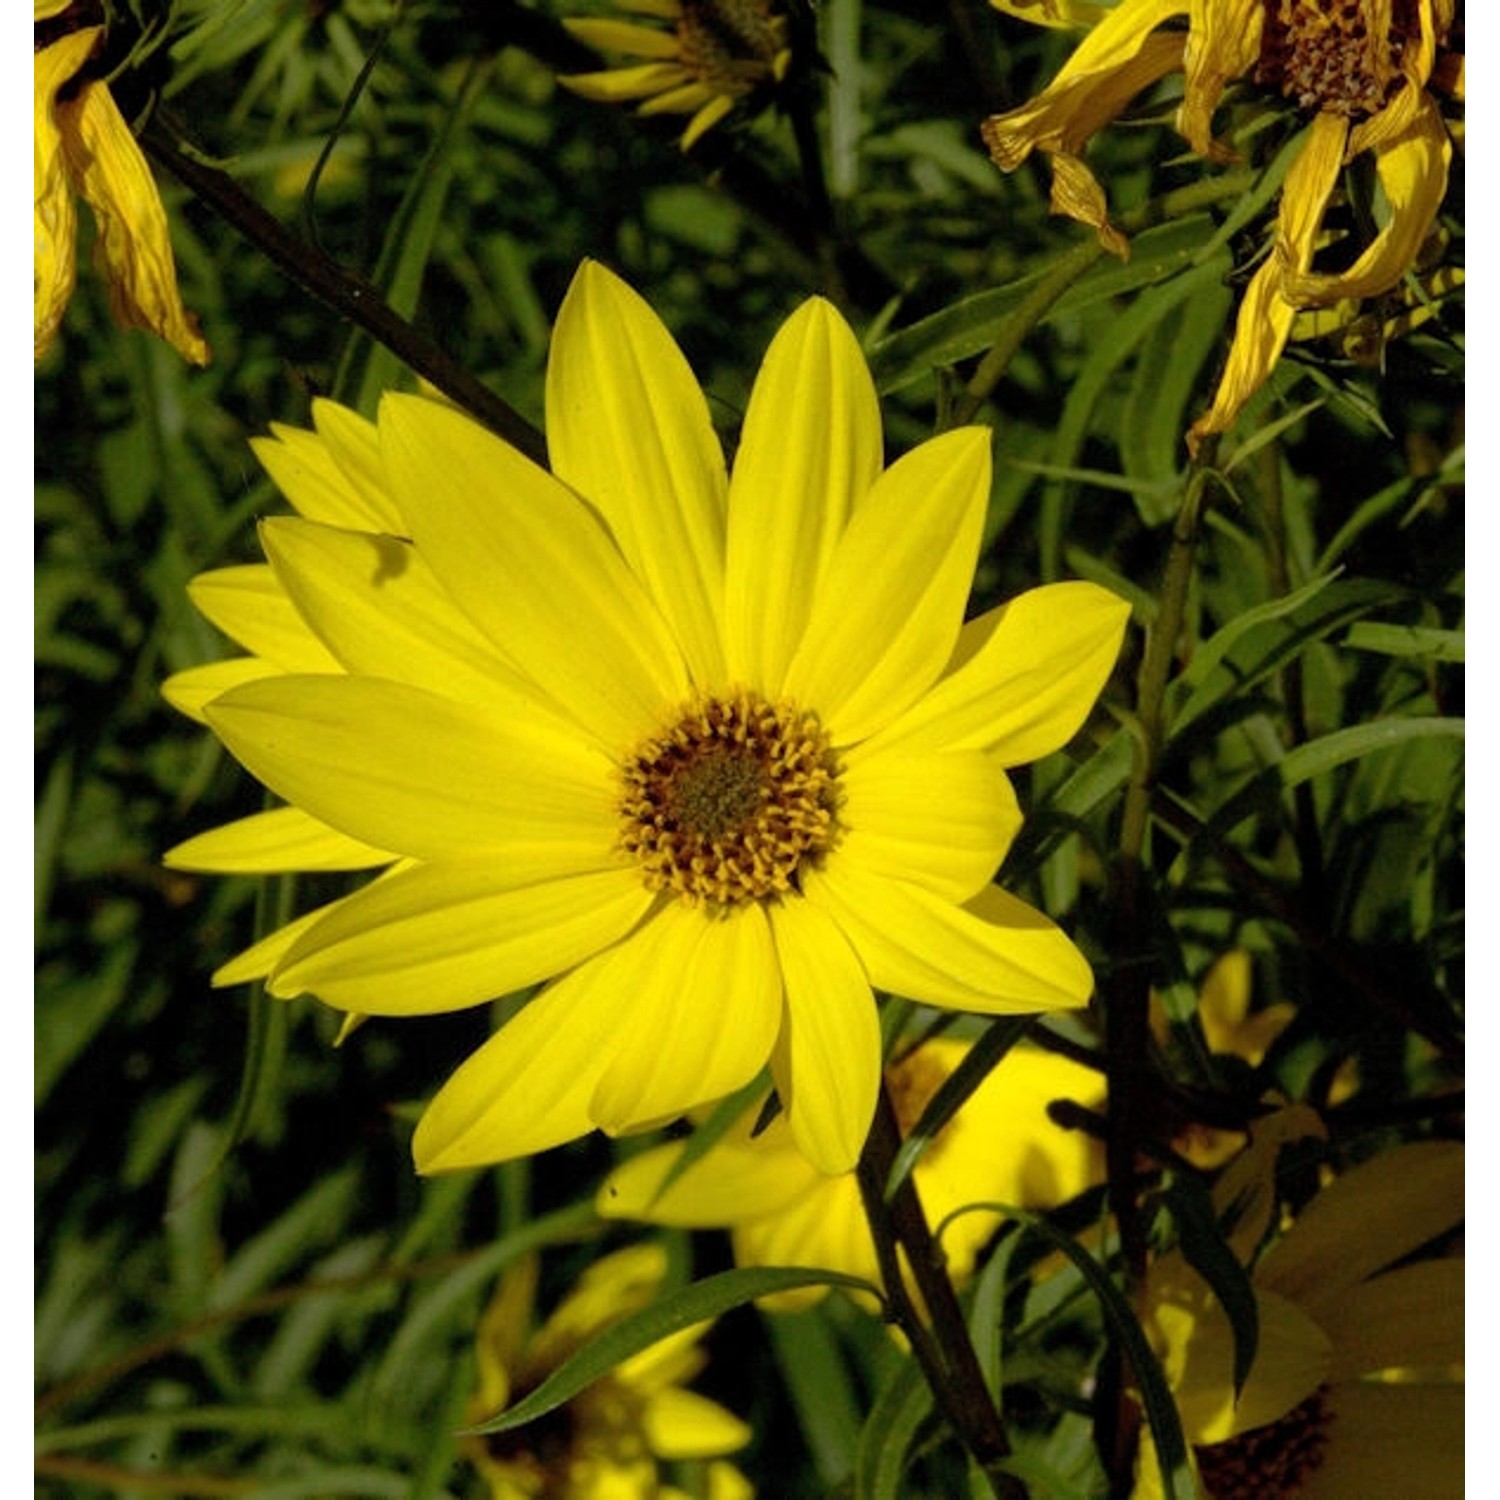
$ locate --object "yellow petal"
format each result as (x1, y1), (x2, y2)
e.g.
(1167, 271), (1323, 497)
(782, 427), (991, 744)
(836, 748), (1022, 901)
(1302, 1381), (1463, 1499)
(258, 517), (545, 712)
(161, 657), (287, 724)
(723, 298), (884, 692)
(680, 94), (736, 150)
(164, 806), (393, 873)
(252, 420), (406, 535)
(641, 1387), (753, 1460)
(589, 902), (782, 1134)
(380, 392), (689, 749)
(988, 0), (1114, 29)
(859, 580), (1129, 762)
(272, 862), (655, 1015)
(559, 62), (693, 103)
(187, 564), (342, 671)
(808, 867), (1094, 1014)
(768, 896), (882, 1175)
(1287, 97), (1451, 308)
(413, 957), (634, 1170)
(546, 261), (728, 687)
(212, 882), (390, 988)
(1177, 0), (1264, 159)
(34, 30), (97, 360)
(56, 79), (209, 364)
(1256, 1141), (1464, 1317)
(204, 674), (618, 860)
(732, 1177), (878, 1307)
(563, 18), (685, 59)
(639, 81), (720, 116)
(1319, 1259), (1464, 1380)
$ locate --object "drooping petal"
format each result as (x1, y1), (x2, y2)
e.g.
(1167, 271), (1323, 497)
(680, 95), (737, 150)
(1177, 0), (1264, 159)
(204, 675), (618, 861)
(589, 902), (782, 1134)
(835, 748), (1021, 901)
(563, 18), (686, 58)
(56, 79), (209, 364)
(988, 0), (1114, 28)
(187, 565), (342, 671)
(640, 1388), (753, 1460)
(1255, 1141), (1464, 1317)
(723, 298), (884, 692)
(412, 953), (640, 1170)
(547, 261), (728, 687)
(858, 581), (1129, 762)
(767, 898), (881, 1174)
(1301, 1381), (1463, 1500)
(782, 427), (991, 744)
(1188, 112), (1347, 454)
(270, 862), (656, 1014)
(165, 805), (393, 873)
(253, 421), (406, 534)
(1288, 96), (1452, 307)
(808, 868), (1094, 1014)
(380, 392), (689, 749)
(34, 30), (96, 360)
(1319, 1259), (1464, 1380)
(639, 81), (720, 116)
(259, 517), (546, 711)
(559, 62), (694, 103)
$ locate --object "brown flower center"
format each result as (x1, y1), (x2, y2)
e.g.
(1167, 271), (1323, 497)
(1256, 0), (1421, 118)
(678, 0), (788, 95)
(1194, 1389), (1333, 1499)
(619, 690), (841, 907)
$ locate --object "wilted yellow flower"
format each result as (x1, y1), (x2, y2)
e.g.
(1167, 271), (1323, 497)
(166, 260), (1128, 1177)
(981, 0), (1460, 451)
(598, 1037), (1104, 1311)
(34, 0), (209, 365)
(465, 1244), (752, 1500)
(1137, 1119), (1463, 1499)
(561, 0), (792, 150)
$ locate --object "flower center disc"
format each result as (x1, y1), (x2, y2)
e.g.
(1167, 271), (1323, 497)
(679, 0), (786, 94)
(1256, 0), (1419, 118)
(620, 691), (841, 908)
(1194, 1389), (1333, 1499)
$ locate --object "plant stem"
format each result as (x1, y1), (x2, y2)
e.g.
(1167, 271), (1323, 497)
(856, 1081), (1025, 1499)
(142, 120), (548, 465)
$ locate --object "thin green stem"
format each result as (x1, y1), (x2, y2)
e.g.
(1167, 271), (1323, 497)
(856, 1082), (1025, 1500)
(143, 120), (548, 465)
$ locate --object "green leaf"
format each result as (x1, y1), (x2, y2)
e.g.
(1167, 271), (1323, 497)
(1343, 622), (1464, 662)
(854, 1353), (933, 1500)
(465, 1266), (882, 1436)
(766, 1306), (863, 1486)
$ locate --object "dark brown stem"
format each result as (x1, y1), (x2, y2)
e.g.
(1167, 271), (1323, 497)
(856, 1081), (1025, 1500)
(142, 120), (548, 466)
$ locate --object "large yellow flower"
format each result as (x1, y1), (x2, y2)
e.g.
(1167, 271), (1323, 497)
(166, 260), (1129, 1176)
(34, 0), (209, 365)
(598, 1037), (1104, 1311)
(464, 1244), (752, 1500)
(1137, 1121), (1464, 1499)
(561, 0), (792, 151)
(981, 0), (1459, 451)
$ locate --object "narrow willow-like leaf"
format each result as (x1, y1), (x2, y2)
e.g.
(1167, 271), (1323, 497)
(1160, 1175), (1259, 1397)
(464, 1266), (882, 1436)
(1343, 622), (1464, 662)
(883, 1015), (1032, 1202)
(766, 1306), (863, 1486)
(854, 1352), (933, 1500)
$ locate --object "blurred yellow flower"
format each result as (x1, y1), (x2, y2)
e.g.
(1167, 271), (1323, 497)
(166, 260), (1129, 1177)
(1137, 1121), (1464, 1499)
(34, 0), (209, 365)
(981, 0), (1459, 452)
(561, 0), (792, 150)
(465, 1244), (752, 1500)
(598, 1036), (1104, 1311)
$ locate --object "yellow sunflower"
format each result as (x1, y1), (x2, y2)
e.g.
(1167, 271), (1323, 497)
(598, 1036), (1104, 1312)
(1137, 1120), (1463, 1499)
(561, 0), (792, 150)
(166, 260), (1129, 1177)
(34, 0), (209, 365)
(981, 0), (1460, 451)
(464, 1244), (752, 1500)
